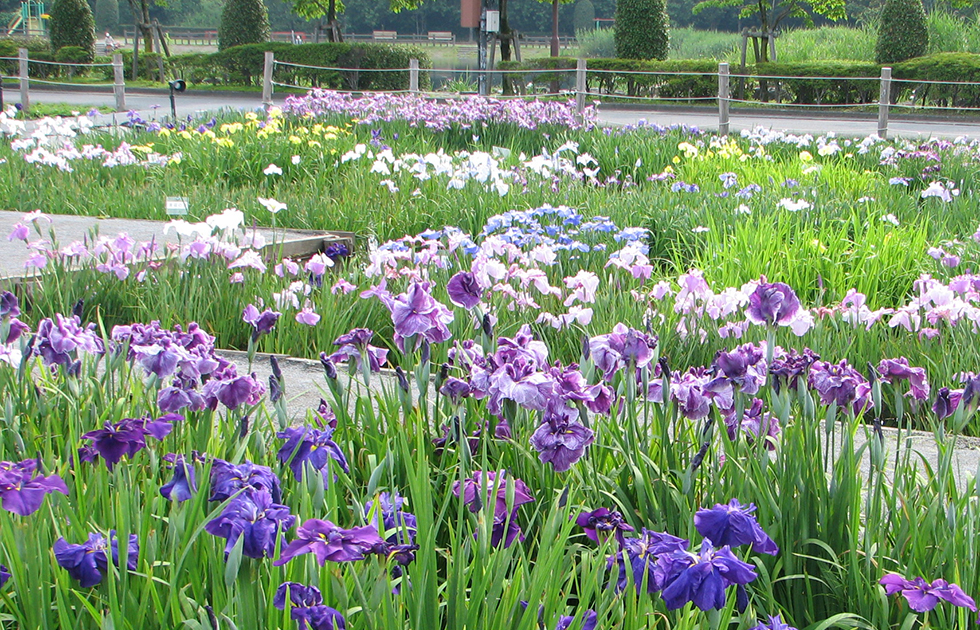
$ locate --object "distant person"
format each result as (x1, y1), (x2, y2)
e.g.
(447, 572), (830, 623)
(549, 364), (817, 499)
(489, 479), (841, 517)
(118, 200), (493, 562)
(104, 33), (118, 53)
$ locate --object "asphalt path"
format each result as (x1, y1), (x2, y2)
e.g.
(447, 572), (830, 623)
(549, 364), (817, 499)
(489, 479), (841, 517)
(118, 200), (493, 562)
(17, 85), (980, 140)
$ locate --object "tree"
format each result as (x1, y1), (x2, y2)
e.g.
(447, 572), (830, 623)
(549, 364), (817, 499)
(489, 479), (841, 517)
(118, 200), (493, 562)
(875, 0), (928, 64)
(693, 0), (845, 61)
(283, 0), (423, 42)
(50, 0), (96, 57)
(615, 0), (669, 59)
(573, 0), (595, 32)
(94, 0), (119, 33)
(219, 0), (271, 49)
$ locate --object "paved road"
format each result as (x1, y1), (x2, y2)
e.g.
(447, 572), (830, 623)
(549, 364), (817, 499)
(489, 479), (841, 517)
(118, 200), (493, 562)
(18, 86), (980, 140)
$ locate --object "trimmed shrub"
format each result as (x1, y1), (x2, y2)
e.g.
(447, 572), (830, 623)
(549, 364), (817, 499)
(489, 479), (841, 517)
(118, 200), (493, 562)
(875, 0), (928, 64)
(573, 0), (595, 34)
(211, 42), (430, 89)
(893, 52), (980, 107)
(218, 0), (270, 51)
(49, 0), (96, 59)
(614, 0), (669, 60)
(756, 61), (881, 104)
(94, 0), (119, 35)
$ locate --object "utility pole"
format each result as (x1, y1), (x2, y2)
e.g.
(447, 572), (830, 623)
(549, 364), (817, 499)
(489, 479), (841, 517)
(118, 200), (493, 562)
(478, 0), (488, 95)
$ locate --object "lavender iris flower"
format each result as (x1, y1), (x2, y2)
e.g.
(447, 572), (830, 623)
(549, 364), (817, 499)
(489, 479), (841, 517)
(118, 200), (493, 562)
(205, 490), (295, 559)
(724, 399), (780, 449)
(745, 281), (800, 326)
(708, 344), (767, 397)
(274, 581), (324, 609)
(878, 357), (931, 401)
(693, 499), (778, 555)
(439, 377), (472, 404)
(276, 425), (349, 486)
(388, 281), (454, 352)
(588, 323), (658, 380)
(0, 564), (9, 588)
(607, 529), (690, 594)
(274, 518), (385, 566)
(671, 368), (715, 420)
(555, 610), (598, 630)
(201, 366), (266, 410)
(0, 459), (69, 516)
(575, 508), (634, 544)
(659, 543), (758, 611)
(209, 459), (282, 503)
(446, 271), (484, 309)
(53, 531), (139, 588)
(749, 615), (798, 630)
(0, 291), (20, 318)
(80, 415), (175, 471)
(160, 454), (197, 502)
(880, 573), (978, 613)
(529, 406), (595, 472)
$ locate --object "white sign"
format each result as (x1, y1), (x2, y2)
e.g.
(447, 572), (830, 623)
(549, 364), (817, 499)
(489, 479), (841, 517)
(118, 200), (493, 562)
(165, 196), (189, 216)
(485, 10), (500, 32)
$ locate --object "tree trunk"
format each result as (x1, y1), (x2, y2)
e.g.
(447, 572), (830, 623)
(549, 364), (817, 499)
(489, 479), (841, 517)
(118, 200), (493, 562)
(500, 0), (513, 95)
(551, 0), (559, 57)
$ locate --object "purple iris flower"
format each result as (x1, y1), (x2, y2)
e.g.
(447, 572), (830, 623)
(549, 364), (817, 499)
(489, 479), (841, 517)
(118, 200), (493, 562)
(274, 582), (347, 629)
(446, 271), (484, 309)
(749, 615), (798, 630)
(365, 491), (417, 544)
(671, 368), (716, 420)
(0, 291), (20, 318)
(80, 415), (175, 471)
(0, 458), (68, 516)
(607, 529), (690, 594)
(439, 377), (472, 404)
(769, 348), (819, 395)
(209, 459), (282, 503)
(201, 366), (266, 410)
(724, 399), (780, 449)
(328, 328), (388, 373)
(880, 573), (978, 613)
(555, 610), (598, 630)
(575, 508), (634, 544)
(33, 314), (105, 367)
(242, 304), (281, 340)
(694, 499), (778, 555)
(488, 358), (556, 413)
(878, 358), (931, 401)
(708, 344), (767, 397)
(388, 281), (454, 352)
(160, 454), (197, 502)
(933, 387), (964, 420)
(746, 281), (800, 326)
(274, 518), (385, 566)
(659, 543), (758, 611)
(205, 490), (295, 559)
(588, 323), (658, 380)
(53, 531), (139, 588)
(453, 470), (534, 517)
(808, 360), (873, 415)
(0, 564), (9, 588)
(547, 362), (614, 415)
(529, 405), (595, 472)
(276, 425), (349, 487)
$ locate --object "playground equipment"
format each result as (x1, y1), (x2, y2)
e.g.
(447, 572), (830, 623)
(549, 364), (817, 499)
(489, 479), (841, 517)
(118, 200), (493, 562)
(7, 1), (45, 37)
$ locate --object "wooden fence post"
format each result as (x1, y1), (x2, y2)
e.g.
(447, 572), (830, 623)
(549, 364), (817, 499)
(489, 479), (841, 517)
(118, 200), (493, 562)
(718, 62), (730, 137)
(113, 53), (126, 112)
(18, 48), (28, 116)
(878, 66), (891, 140)
(575, 58), (587, 116)
(262, 51), (275, 107)
(409, 58), (419, 93)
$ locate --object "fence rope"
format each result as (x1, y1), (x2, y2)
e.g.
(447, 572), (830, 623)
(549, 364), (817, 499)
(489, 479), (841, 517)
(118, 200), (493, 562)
(26, 59), (115, 68)
(725, 97), (880, 109)
(21, 78), (116, 88)
(599, 93), (718, 102)
(273, 61), (409, 73)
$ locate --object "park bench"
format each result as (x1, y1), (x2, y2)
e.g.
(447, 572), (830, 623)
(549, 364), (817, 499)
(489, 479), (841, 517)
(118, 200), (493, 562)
(372, 30), (397, 41)
(427, 31), (455, 45)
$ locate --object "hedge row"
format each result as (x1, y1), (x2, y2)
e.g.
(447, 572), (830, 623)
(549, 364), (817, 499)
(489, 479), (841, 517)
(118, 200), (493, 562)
(0, 37), (430, 90)
(499, 54), (980, 107)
